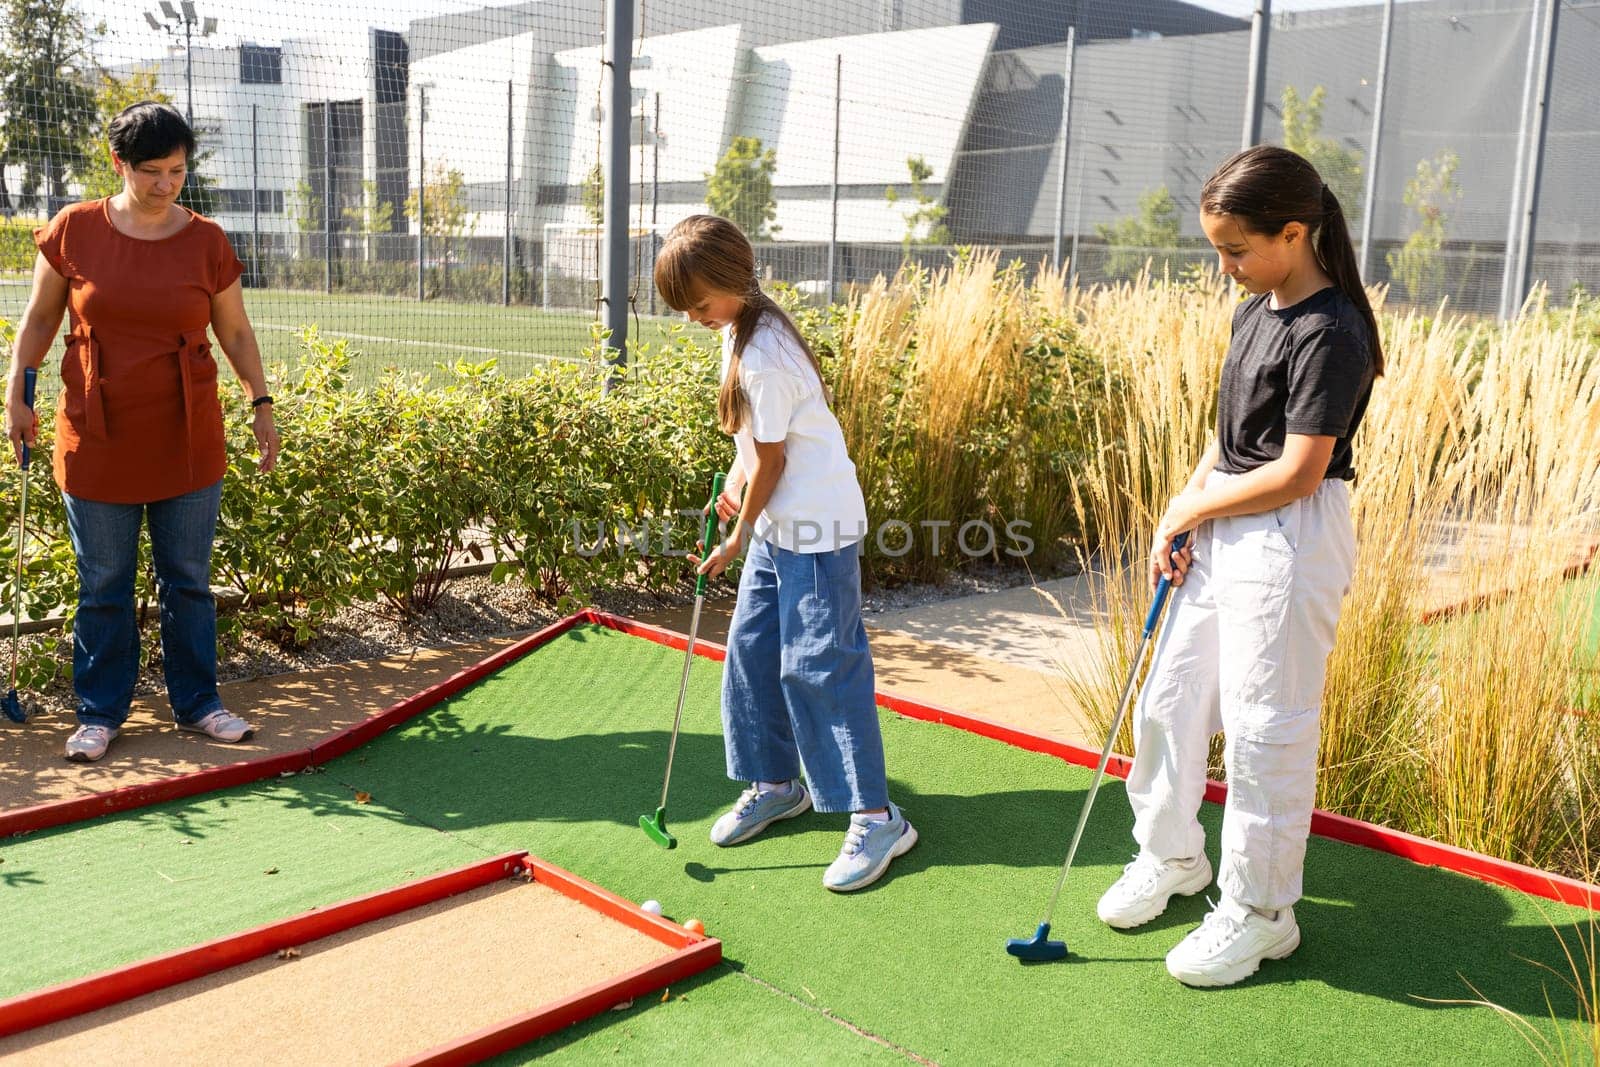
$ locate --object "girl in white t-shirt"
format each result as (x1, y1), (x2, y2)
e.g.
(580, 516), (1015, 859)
(654, 214), (917, 892)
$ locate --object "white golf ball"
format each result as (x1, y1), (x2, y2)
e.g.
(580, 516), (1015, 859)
(641, 899), (663, 916)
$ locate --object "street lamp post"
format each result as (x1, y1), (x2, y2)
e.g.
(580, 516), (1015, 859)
(144, 1), (217, 127)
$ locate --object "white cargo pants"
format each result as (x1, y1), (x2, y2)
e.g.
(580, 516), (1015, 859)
(1125, 472), (1356, 911)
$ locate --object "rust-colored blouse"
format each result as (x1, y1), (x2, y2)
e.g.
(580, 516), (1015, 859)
(34, 198), (243, 504)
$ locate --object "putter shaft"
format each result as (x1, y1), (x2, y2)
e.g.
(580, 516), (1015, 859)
(8, 459), (28, 691)
(1034, 531), (1189, 928)
(657, 593), (703, 809)
(1038, 627), (1151, 923)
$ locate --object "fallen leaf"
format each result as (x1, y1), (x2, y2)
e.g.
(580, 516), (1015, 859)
(276, 947), (300, 960)
(264, 866), (279, 875)
(609, 999), (633, 1012)
(659, 988), (670, 1003)
(277, 770), (295, 779)
(355, 791), (372, 804)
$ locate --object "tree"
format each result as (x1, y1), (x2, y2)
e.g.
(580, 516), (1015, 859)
(1096, 186), (1183, 281)
(581, 160), (603, 227)
(705, 136), (778, 240)
(76, 67), (159, 199)
(404, 162), (474, 242)
(285, 179), (322, 236)
(885, 155), (950, 253)
(1280, 84), (1364, 224)
(342, 179), (395, 260)
(0, 0), (99, 208)
(72, 65), (215, 216)
(1386, 150), (1460, 304)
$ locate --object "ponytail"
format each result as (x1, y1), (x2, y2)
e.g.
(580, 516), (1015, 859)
(1314, 185), (1385, 376)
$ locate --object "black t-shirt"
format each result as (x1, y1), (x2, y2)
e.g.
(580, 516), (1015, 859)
(1215, 287), (1375, 481)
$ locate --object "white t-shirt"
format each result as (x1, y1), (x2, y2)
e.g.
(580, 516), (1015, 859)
(721, 317), (868, 553)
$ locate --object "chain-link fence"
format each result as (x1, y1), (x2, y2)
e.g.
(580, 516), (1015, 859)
(2, 0), (1596, 380)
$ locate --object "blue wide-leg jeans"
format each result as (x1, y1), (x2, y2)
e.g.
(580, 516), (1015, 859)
(720, 538), (887, 813)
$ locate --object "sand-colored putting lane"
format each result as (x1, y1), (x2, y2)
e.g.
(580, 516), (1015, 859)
(0, 878), (672, 1065)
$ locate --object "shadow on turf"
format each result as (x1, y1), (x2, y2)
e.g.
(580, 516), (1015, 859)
(22, 684), (1575, 1037)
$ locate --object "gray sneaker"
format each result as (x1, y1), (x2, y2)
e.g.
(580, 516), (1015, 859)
(709, 780), (813, 846)
(178, 709), (255, 743)
(822, 802), (918, 892)
(65, 724), (118, 763)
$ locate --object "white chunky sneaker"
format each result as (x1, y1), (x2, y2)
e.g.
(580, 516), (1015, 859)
(178, 708), (255, 743)
(64, 724), (118, 763)
(1096, 853), (1213, 929)
(1165, 897), (1301, 987)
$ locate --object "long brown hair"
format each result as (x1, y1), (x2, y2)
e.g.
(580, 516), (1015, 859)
(1200, 145), (1384, 375)
(653, 214), (828, 433)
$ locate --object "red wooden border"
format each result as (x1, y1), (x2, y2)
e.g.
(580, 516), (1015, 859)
(397, 854), (721, 1067)
(0, 750), (312, 841)
(0, 613), (590, 842)
(584, 611), (1600, 912)
(0, 853), (526, 1039)
(7, 604), (1595, 912)
(308, 612), (588, 763)
(0, 848), (722, 1066)
(1419, 535), (1600, 625)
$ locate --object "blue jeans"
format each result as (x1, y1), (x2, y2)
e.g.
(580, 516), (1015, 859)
(721, 538), (888, 813)
(62, 481), (224, 729)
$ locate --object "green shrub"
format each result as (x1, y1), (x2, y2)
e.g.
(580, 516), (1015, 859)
(1, 216), (45, 273)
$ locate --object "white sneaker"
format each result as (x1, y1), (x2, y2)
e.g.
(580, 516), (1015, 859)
(178, 709), (255, 743)
(1165, 897), (1301, 987)
(64, 724), (119, 762)
(1096, 853), (1213, 929)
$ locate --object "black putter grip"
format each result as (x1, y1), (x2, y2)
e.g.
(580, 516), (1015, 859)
(1142, 529), (1190, 637)
(19, 366), (36, 470)
(695, 472), (728, 598)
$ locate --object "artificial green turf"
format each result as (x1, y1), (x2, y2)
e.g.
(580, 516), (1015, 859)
(0, 775), (486, 999)
(332, 625), (1580, 1064)
(0, 283), (684, 387)
(487, 966), (912, 1066)
(1, 623), (1586, 1064)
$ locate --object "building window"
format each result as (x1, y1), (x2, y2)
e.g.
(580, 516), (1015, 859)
(214, 188), (286, 214)
(240, 44), (282, 85)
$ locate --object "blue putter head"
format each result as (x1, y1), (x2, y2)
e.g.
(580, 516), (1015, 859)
(2, 689), (27, 724)
(1005, 922), (1068, 962)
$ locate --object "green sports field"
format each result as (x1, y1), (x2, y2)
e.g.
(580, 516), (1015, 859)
(0, 282), (687, 385)
(0, 624), (1586, 1064)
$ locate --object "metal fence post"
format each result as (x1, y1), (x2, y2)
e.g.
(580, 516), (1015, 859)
(1357, 0), (1393, 283)
(1515, 0), (1561, 307)
(417, 84), (426, 303)
(250, 102), (260, 286)
(504, 79), (513, 307)
(324, 100), (333, 295)
(1052, 27), (1077, 272)
(1499, 0), (1544, 320)
(828, 53), (842, 305)
(600, 0), (634, 388)
(1241, 1), (1271, 149)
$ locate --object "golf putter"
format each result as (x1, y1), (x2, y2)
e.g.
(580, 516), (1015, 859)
(1006, 530), (1190, 961)
(640, 471), (727, 849)
(4, 366), (38, 724)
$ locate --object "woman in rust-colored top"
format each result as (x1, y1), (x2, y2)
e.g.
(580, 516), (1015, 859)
(4, 102), (280, 763)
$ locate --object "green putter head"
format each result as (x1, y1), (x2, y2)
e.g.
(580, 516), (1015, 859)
(640, 806), (678, 849)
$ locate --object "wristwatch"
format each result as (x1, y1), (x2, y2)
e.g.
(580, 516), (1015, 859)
(251, 394), (274, 409)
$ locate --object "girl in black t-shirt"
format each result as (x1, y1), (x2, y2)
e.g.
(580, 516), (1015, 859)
(1096, 145), (1380, 987)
